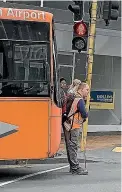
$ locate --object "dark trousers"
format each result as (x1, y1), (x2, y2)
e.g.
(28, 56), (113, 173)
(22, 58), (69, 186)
(62, 123), (80, 170)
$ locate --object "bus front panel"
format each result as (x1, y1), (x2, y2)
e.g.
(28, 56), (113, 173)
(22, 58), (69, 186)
(0, 98), (50, 159)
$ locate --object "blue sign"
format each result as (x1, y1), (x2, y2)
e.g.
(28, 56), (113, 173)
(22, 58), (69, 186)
(90, 91), (114, 103)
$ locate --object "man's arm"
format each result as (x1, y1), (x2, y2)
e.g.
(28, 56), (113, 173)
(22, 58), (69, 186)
(77, 99), (88, 119)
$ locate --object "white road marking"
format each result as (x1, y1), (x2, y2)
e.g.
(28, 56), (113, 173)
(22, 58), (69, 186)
(0, 165), (69, 187)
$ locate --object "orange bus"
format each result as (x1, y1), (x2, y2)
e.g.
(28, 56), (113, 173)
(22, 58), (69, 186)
(0, 3), (62, 165)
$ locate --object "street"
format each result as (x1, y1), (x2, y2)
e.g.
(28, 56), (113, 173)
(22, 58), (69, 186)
(0, 134), (121, 192)
(0, 160), (121, 192)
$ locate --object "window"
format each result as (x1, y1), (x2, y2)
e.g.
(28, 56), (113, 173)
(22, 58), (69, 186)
(0, 19), (50, 97)
(0, 20), (50, 41)
(0, 41), (50, 97)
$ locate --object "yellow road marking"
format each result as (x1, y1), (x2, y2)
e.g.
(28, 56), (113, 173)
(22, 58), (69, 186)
(112, 147), (122, 153)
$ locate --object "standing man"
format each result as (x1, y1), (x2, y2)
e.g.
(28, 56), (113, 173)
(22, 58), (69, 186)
(63, 82), (89, 175)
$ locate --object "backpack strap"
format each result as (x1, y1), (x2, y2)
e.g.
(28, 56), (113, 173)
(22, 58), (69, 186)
(68, 98), (81, 119)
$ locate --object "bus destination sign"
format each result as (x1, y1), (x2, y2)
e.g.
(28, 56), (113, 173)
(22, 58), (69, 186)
(0, 8), (45, 21)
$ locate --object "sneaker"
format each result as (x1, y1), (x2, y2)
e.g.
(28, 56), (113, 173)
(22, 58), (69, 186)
(71, 167), (88, 175)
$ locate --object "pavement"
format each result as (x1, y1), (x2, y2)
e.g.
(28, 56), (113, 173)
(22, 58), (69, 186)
(0, 134), (121, 192)
(59, 134), (121, 151)
(54, 134), (121, 164)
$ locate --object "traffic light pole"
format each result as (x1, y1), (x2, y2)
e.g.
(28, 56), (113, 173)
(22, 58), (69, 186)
(72, 52), (76, 83)
(81, 0), (98, 154)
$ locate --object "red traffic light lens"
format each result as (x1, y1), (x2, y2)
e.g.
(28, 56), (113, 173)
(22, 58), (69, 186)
(74, 21), (87, 36)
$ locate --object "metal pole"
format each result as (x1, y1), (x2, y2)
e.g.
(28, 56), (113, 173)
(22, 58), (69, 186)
(81, 0), (98, 152)
(72, 52), (76, 83)
(40, 0), (43, 7)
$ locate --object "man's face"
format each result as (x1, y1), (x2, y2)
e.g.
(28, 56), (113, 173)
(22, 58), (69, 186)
(60, 80), (67, 89)
(82, 84), (90, 99)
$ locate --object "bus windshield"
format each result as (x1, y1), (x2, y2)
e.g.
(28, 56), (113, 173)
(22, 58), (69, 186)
(0, 20), (50, 97)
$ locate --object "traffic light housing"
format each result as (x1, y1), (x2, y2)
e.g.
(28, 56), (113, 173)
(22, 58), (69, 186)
(68, 1), (89, 52)
(68, 1), (84, 21)
(72, 21), (89, 52)
(103, 1), (120, 26)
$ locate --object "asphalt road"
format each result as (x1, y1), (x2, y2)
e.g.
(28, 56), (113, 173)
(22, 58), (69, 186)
(0, 161), (121, 192)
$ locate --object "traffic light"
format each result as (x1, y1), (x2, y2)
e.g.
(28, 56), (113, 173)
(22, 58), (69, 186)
(103, 1), (120, 26)
(68, 1), (89, 52)
(68, 1), (84, 21)
(72, 21), (89, 52)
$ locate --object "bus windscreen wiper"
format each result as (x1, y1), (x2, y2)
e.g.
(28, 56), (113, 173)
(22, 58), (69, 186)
(22, 86), (45, 95)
